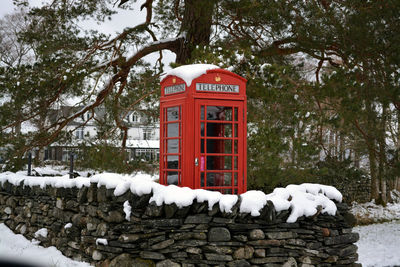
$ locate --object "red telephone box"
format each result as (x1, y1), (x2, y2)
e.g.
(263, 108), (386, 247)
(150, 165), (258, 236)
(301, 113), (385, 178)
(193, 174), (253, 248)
(159, 64), (247, 194)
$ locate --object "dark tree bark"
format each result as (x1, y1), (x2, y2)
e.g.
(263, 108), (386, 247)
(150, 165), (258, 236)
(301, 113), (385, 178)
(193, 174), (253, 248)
(175, 0), (216, 64)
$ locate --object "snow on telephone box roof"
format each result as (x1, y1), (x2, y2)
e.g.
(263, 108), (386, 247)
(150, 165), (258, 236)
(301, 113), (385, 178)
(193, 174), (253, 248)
(0, 171), (343, 223)
(161, 64), (220, 86)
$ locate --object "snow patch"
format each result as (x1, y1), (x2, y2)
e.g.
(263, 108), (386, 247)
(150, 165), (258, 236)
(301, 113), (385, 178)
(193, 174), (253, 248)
(351, 190), (400, 224)
(123, 201), (131, 221)
(195, 189), (224, 210)
(354, 221), (400, 266)
(34, 228), (48, 239)
(95, 238), (108, 246)
(114, 181), (131, 196)
(64, 223), (72, 229)
(240, 184), (341, 222)
(219, 194), (238, 213)
(0, 224), (90, 267)
(240, 190), (268, 216)
(161, 64), (220, 86)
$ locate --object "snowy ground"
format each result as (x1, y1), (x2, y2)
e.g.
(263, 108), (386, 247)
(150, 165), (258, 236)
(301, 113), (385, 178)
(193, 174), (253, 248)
(0, 223), (90, 267)
(354, 221), (400, 267)
(351, 190), (400, 225)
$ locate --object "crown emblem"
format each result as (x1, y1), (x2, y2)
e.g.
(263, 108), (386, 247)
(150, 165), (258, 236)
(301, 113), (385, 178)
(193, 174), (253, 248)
(172, 78), (176, 83)
(215, 76), (221, 82)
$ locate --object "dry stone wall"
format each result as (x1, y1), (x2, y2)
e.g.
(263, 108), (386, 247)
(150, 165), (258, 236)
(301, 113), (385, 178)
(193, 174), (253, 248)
(332, 178), (371, 204)
(0, 181), (360, 267)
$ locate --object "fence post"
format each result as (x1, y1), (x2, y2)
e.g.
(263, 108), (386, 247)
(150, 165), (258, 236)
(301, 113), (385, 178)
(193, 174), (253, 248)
(27, 152), (32, 176)
(69, 152), (74, 179)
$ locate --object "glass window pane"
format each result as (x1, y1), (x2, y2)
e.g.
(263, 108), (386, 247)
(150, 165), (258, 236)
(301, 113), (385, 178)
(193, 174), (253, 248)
(167, 107), (179, 121)
(234, 140), (238, 154)
(206, 106), (232, 121)
(206, 173), (222, 186)
(234, 173), (238, 186)
(201, 172), (205, 187)
(167, 123), (179, 137)
(234, 124), (238, 137)
(167, 139), (179, 153)
(234, 156), (238, 170)
(224, 108), (232, 121)
(224, 173), (232, 185)
(206, 123), (232, 137)
(234, 107), (238, 121)
(206, 173), (232, 186)
(206, 140), (232, 154)
(224, 189), (232, 194)
(201, 106), (205, 120)
(167, 171), (179, 185)
(201, 139), (204, 153)
(206, 156), (232, 170)
(167, 155), (179, 169)
(201, 122), (205, 137)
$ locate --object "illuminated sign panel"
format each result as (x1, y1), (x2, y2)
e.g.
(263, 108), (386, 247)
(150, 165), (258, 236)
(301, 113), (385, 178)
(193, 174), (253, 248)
(165, 84), (185, 95)
(196, 83), (239, 93)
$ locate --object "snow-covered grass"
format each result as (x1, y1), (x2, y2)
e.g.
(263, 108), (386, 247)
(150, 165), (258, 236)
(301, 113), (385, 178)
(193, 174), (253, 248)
(351, 190), (400, 225)
(0, 223), (90, 267)
(354, 220), (400, 267)
(14, 165), (98, 178)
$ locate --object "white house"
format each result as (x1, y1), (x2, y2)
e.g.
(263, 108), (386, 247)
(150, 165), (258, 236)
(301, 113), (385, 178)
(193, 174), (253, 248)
(44, 106), (159, 162)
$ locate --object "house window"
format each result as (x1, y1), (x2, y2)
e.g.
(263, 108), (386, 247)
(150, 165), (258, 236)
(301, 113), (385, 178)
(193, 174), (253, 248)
(75, 127), (84, 139)
(143, 129), (153, 140)
(132, 112), (139, 123)
(135, 149), (158, 161)
(62, 149), (72, 162)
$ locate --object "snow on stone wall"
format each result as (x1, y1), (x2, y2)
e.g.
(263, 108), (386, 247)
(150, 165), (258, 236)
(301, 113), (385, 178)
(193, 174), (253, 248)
(0, 172), (342, 223)
(0, 172), (360, 266)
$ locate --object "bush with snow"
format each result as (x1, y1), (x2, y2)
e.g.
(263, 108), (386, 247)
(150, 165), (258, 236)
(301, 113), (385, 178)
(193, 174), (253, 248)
(351, 190), (400, 225)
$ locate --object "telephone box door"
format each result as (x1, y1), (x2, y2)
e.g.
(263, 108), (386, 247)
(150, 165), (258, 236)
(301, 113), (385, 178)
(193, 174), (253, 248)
(194, 99), (246, 194)
(160, 100), (184, 186)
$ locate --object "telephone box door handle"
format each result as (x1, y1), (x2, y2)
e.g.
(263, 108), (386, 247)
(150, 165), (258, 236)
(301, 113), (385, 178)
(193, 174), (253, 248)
(195, 157), (199, 166)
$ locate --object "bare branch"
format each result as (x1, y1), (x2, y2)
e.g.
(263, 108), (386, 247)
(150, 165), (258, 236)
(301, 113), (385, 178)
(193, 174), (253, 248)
(25, 37), (182, 151)
(174, 0), (183, 22)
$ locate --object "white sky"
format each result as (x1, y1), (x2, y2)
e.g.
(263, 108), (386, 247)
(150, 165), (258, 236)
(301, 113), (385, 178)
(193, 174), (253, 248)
(1, 0), (176, 67)
(0, 0), (145, 33)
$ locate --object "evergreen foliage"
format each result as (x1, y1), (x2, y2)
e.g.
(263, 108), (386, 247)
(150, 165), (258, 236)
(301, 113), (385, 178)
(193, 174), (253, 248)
(0, 0), (399, 202)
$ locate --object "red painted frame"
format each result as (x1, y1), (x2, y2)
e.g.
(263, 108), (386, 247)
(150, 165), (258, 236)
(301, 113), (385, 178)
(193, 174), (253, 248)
(160, 68), (247, 194)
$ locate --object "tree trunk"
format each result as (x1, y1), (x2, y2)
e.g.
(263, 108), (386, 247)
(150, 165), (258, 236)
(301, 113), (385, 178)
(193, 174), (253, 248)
(369, 145), (380, 201)
(291, 135), (296, 165)
(397, 110), (400, 192)
(34, 113), (47, 166)
(175, 0), (215, 64)
(395, 177), (400, 191)
(334, 133), (338, 158)
(35, 148), (45, 167)
(377, 103), (388, 205)
(364, 100), (380, 202)
(354, 149), (360, 169)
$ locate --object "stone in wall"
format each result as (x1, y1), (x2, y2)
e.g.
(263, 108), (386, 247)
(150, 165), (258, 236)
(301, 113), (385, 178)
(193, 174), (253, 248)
(0, 181), (361, 267)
